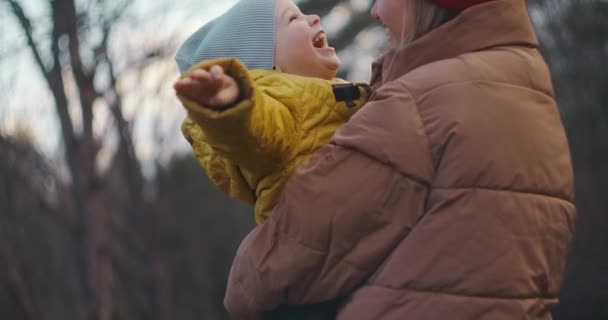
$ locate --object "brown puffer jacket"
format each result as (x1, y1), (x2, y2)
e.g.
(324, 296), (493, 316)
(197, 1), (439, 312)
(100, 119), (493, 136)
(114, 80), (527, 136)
(224, 0), (576, 319)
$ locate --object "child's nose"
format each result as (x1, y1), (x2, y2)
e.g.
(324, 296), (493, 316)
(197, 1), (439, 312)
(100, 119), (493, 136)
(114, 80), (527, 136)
(307, 14), (320, 26)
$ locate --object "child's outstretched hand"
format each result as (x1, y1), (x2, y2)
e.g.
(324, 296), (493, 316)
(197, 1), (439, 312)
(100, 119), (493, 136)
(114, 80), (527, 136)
(174, 65), (239, 109)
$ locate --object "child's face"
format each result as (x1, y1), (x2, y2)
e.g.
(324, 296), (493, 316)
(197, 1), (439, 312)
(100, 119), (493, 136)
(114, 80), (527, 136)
(274, 0), (340, 80)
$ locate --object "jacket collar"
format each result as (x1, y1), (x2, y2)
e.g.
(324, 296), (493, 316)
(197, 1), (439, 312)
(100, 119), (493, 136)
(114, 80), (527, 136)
(372, 0), (539, 85)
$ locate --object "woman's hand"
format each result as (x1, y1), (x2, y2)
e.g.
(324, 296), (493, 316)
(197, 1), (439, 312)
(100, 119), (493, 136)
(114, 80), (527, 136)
(174, 65), (239, 109)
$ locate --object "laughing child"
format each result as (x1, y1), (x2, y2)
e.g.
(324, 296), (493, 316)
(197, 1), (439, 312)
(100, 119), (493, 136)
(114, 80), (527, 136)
(174, 0), (369, 224)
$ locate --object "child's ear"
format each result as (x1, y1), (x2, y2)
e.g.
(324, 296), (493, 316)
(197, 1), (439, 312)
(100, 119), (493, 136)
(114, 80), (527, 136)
(273, 66), (281, 72)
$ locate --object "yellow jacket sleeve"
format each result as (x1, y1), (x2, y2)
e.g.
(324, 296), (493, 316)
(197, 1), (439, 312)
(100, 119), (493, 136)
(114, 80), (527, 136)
(181, 117), (256, 205)
(177, 58), (298, 177)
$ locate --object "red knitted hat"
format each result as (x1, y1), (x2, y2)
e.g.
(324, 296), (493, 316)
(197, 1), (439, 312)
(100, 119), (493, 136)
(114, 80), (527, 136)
(430, 0), (496, 10)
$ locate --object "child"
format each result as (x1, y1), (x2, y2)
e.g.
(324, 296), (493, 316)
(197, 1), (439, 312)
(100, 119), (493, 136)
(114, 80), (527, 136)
(174, 0), (369, 224)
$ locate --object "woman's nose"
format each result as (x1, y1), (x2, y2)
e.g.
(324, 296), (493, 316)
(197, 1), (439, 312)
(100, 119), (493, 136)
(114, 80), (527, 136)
(307, 14), (320, 26)
(371, 3), (379, 20)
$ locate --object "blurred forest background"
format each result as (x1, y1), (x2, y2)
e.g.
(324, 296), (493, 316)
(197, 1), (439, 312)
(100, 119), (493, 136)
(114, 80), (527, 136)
(0, 0), (606, 319)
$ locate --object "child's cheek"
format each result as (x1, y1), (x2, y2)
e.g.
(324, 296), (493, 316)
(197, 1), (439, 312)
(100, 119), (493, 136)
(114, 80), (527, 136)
(290, 27), (311, 49)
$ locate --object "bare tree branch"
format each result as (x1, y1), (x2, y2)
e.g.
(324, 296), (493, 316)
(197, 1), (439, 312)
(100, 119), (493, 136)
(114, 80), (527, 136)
(6, 1), (96, 318)
(55, 0), (100, 190)
(6, 0), (79, 164)
(5, 0), (50, 84)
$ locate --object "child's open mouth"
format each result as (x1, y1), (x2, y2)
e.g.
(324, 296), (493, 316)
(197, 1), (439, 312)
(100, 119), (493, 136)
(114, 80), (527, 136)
(313, 31), (329, 49)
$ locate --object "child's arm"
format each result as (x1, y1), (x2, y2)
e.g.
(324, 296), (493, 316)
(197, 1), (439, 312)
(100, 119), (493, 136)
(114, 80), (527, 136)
(175, 58), (298, 177)
(181, 117), (255, 205)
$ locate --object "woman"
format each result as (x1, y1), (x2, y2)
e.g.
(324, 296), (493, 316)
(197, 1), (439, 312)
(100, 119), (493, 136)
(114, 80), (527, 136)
(224, 0), (576, 319)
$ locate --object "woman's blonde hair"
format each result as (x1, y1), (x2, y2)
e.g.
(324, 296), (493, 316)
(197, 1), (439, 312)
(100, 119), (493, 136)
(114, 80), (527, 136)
(401, 0), (459, 45)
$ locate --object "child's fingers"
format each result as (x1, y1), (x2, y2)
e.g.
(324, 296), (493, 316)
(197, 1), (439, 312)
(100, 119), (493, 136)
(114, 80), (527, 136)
(175, 77), (208, 93)
(173, 78), (197, 91)
(211, 65), (236, 91)
(189, 69), (213, 82)
(174, 79), (202, 97)
(192, 67), (225, 91)
(210, 65), (225, 80)
(174, 65), (236, 107)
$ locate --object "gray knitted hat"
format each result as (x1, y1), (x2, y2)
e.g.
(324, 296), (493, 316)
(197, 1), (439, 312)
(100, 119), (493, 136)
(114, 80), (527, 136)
(175, 0), (277, 73)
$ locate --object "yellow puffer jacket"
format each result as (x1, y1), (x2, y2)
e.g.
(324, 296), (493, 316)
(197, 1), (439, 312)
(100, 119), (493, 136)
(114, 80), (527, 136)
(178, 58), (368, 224)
